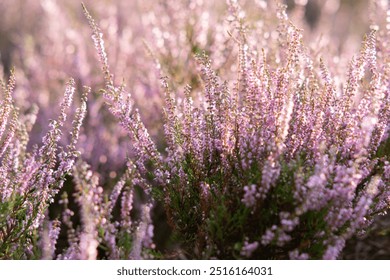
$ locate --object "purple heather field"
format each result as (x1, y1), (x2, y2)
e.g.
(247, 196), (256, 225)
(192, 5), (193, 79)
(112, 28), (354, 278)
(0, 0), (389, 259)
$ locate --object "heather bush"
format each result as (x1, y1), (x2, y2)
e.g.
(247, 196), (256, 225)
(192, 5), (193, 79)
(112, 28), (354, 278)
(0, 0), (233, 176)
(0, 0), (389, 260)
(0, 71), (156, 259)
(0, 73), (87, 259)
(82, 1), (389, 259)
(0, 0), (366, 175)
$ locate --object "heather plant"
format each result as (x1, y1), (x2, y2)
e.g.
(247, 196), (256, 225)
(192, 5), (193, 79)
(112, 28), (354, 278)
(3, 0), (131, 178)
(0, 0), (233, 176)
(0, 73), (87, 259)
(0, 0), (370, 178)
(0, 72), (156, 259)
(83, 0), (389, 259)
(55, 159), (155, 260)
(0, 0), (389, 260)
